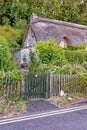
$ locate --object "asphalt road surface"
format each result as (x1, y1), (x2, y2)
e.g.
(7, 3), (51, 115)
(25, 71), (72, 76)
(0, 106), (87, 130)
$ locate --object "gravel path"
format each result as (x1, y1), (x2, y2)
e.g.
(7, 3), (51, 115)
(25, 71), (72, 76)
(26, 99), (58, 113)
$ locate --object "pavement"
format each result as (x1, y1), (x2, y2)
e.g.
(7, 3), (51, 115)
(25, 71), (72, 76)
(0, 105), (87, 130)
(0, 99), (87, 130)
(26, 99), (58, 114)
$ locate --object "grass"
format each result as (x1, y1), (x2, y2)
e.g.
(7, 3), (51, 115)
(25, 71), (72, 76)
(47, 92), (87, 107)
(0, 96), (27, 117)
(66, 92), (87, 99)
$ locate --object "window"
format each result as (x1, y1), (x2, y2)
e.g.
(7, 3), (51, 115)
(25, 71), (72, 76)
(60, 37), (71, 48)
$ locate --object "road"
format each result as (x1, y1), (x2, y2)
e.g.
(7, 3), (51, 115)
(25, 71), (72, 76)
(0, 105), (87, 130)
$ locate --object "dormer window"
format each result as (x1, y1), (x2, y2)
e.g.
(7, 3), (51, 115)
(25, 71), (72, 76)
(60, 36), (71, 48)
(60, 38), (67, 48)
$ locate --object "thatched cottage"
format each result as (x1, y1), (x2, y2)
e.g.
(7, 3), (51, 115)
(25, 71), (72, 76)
(17, 13), (87, 66)
(22, 13), (87, 48)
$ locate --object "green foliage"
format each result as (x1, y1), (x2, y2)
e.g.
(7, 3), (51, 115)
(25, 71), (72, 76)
(64, 50), (87, 64)
(0, 0), (87, 51)
(82, 62), (87, 69)
(0, 0), (87, 27)
(0, 36), (20, 71)
(0, 36), (12, 71)
(0, 0), (29, 26)
(9, 69), (23, 85)
(29, 63), (62, 73)
(28, 39), (67, 73)
(78, 13), (87, 25)
(0, 26), (21, 47)
(67, 73), (87, 93)
(80, 73), (87, 92)
(0, 70), (22, 83)
(64, 45), (85, 51)
(60, 64), (87, 74)
(28, 39), (87, 74)
(0, 69), (22, 98)
(35, 39), (67, 65)
(28, 50), (40, 73)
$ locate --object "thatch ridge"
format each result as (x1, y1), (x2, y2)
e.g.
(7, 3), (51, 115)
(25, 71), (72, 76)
(31, 15), (87, 30)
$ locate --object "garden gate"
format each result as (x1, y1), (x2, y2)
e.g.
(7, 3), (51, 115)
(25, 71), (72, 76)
(24, 73), (50, 99)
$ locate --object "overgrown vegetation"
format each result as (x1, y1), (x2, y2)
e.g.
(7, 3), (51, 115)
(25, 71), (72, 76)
(0, 96), (26, 117)
(28, 39), (87, 95)
(0, 25), (23, 108)
(0, 0), (87, 115)
(28, 39), (87, 74)
(48, 92), (87, 107)
(28, 39), (67, 73)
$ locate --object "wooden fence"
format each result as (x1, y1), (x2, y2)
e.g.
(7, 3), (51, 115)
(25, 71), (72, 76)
(50, 73), (87, 96)
(0, 73), (87, 99)
(24, 73), (87, 99)
(50, 74), (75, 96)
(0, 75), (22, 99)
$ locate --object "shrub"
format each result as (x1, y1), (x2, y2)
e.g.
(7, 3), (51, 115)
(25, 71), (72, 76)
(28, 50), (40, 73)
(0, 70), (23, 100)
(0, 25), (21, 48)
(64, 50), (87, 64)
(61, 64), (86, 74)
(35, 39), (67, 65)
(64, 45), (85, 51)
(28, 39), (68, 73)
(66, 73), (87, 93)
(0, 36), (19, 71)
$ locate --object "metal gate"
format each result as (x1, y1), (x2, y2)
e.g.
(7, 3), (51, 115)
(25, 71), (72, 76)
(24, 73), (50, 99)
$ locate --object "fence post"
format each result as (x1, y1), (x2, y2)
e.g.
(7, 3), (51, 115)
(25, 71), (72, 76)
(46, 72), (50, 98)
(50, 72), (53, 97)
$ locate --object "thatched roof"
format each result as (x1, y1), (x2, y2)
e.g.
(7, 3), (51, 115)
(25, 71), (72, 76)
(22, 14), (87, 46)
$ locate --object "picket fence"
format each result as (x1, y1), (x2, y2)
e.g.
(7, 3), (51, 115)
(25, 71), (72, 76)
(0, 73), (86, 99)
(0, 76), (22, 98)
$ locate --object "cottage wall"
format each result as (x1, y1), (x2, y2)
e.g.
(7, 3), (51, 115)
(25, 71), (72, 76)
(14, 48), (30, 64)
(23, 28), (36, 47)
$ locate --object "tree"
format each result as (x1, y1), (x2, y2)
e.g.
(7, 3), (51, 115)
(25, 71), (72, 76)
(0, 0), (87, 27)
(0, 36), (15, 71)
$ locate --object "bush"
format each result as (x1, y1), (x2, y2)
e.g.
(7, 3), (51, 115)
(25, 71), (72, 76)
(0, 36), (18, 71)
(66, 73), (87, 93)
(28, 50), (40, 73)
(0, 26), (20, 44)
(61, 64), (86, 74)
(0, 70), (23, 100)
(64, 50), (87, 64)
(30, 63), (62, 74)
(64, 45), (85, 51)
(0, 70), (22, 86)
(28, 39), (68, 73)
(35, 39), (67, 65)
